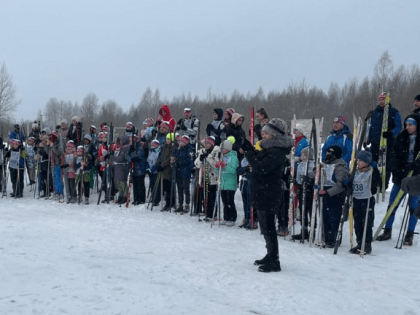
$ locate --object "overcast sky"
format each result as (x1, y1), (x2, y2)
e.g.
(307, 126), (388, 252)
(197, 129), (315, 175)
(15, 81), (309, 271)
(1, 0), (419, 121)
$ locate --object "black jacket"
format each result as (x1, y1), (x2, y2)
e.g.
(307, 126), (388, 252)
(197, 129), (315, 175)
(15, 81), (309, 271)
(389, 113), (420, 185)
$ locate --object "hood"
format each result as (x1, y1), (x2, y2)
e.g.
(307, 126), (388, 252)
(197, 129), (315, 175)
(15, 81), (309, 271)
(261, 134), (294, 152)
(159, 104), (172, 121)
(214, 108), (223, 121)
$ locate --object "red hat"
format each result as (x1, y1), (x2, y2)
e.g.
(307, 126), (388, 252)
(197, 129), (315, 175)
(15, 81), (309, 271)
(226, 108), (235, 116)
(161, 121), (170, 130)
(205, 136), (215, 146)
(334, 115), (346, 125)
(179, 135), (190, 145)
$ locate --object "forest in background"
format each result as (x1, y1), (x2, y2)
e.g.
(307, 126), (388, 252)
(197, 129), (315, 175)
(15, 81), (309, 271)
(3, 51), (420, 138)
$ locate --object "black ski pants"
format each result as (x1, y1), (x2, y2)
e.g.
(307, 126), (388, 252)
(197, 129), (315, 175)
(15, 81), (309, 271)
(10, 168), (24, 195)
(133, 175), (146, 203)
(258, 210), (279, 260)
(353, 197), (375, 244)
(221, 190), (237, 222)
(176, 177), (190, 206)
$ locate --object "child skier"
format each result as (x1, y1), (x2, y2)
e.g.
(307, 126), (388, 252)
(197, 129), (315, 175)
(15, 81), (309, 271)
(318, 145), (348, 248)
(125, 135), (148, 205)
(5, 139), (26, 197)
(61, 140), (77, 203)
(147, 140), (161, 206)
(75, 146), (93, 204)
(349, 150), (381, 254)
(215, 139), (238, 226)
(173, 135), (193, 213)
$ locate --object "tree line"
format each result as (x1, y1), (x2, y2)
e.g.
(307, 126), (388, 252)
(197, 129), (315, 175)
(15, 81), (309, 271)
(2, 51), (420, 138)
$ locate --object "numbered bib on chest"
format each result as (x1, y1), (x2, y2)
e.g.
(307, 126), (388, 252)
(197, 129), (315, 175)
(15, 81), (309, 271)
(353, 169), (372, 199)
(10, 151), (20, 169)
(324, 164), (336, 187)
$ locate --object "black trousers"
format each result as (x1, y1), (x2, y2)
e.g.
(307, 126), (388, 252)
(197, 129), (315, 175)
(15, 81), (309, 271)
(10, 168), (24, 195)
(221, 190), (237, 222)
(163, 178), (175, 207)
(78, 180), (90, 198)
(133, 175), (146, 203)
(258, 210), (279, 260)
(353, 197), (375, 244)
(176, 177), (190, 205)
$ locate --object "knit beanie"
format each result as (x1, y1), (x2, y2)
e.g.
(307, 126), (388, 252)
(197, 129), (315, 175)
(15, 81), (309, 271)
(356, 150), (372, 166)
(326, 145), (342, 159)
(262, 118), (287, 136)
(222, 139), (232, 152)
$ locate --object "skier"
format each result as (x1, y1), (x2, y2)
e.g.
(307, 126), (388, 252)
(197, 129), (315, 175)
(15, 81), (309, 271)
(173, 135), (193, 213)
(67, 116), (82, 145)
(9, 124), (25, 143)
(146, 140), (162, 206)
(29, 122), (40, 143)
(226, 113), (246, 162)
(321, 116), (353, 167)
(158, 104), (176, 132)
(243, 118), (293, 272)
(215, 138), (238, 226)
(292, 147), (315, 240)
(61, 141), (77, 203)
(194, 136), (220, 220)
(125, 135), (148, 205)
(366, 92), (402, 190)
(75, 146), (93, 204)
(318, 145), (348, 248)
(254, 108), (269, 141)
(206, 108), (225, 145)
(348, 150), (381, 254)
(412, 95), (420, 114)
(124, 122), (137, 137)
(88, 125), (98, 146)
(25, 137), (37, 185)
(175, 108), (200, 148)
(156, 133), (177, 211)
(223, 108), (235, 129)
(110, 136), (131, 205)
(5, 139), (25, 197)
(376, 114), (420, 245)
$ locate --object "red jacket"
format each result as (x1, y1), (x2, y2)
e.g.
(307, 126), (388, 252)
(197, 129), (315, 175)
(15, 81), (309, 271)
(159, 104), (176, 132)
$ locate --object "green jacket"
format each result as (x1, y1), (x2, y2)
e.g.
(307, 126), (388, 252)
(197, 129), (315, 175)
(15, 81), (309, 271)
(216, 150), (238, 191)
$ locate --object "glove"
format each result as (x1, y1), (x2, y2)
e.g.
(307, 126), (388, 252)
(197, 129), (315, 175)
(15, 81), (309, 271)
(343, 178), (353, 187)
(61, 164), (69, 169)
(199, 152), (209, 162)
(382, 131), (393, 139)
(318, 189), (328, 196)
(241, 139), (254, 152)
(215, 160), (226, 168)
(206, 124), (215, 135)
(363, 141), (370, 149)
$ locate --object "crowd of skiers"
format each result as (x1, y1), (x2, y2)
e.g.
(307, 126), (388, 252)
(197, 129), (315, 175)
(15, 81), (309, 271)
(1, 94), (420, 273)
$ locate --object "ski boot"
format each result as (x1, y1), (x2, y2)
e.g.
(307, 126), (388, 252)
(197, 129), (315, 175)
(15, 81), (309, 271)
(376, 228), (392, 241)
(349, 243), (361, 254)
(404, 231), (414, 246)
(254, 254), (269, 266)
(258, 259), (281, 273)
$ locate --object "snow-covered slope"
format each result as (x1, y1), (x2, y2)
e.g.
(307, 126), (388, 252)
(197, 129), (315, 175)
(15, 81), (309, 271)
(1, 189), (419, 315)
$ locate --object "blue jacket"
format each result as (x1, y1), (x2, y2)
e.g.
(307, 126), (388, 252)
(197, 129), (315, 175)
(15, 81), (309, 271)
(174, 145), (193, 179)
(322, 124), (353, 166)
(146, 147), (161, 174)
(367, 104), (402, 148)
(9, 130), (25, 142)
(295, 137), (309, 158)
(125, 144), (148, 176)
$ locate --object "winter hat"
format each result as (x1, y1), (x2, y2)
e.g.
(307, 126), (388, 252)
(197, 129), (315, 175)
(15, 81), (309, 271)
(41, 127), (51, 135)
(227, 136), (236, 145)
(126, 122), (133, 127)
(142, 120), (147, 125)
(414, 95), (420, 101)
(161, 121), (170, 131)
(356, 150), (372, 166)
(98, 132), (105, 137)
(32, 122), (38, 129)
(231, 113), (244, 125)
(151, 140), (160, 147)
(294, 123), (305, 135)
(49, 131), (58, 143)
(77, 145), (84, 151)
(326, 145), (342, 159)
(90, 125), (96, 129)
(405, 117), (417, 126)
(262, 118), (287, 136)
(147, 117), (154, 125)
(72, 116), (80, 123)
(222, 139), (232, 152)
(28, 136), (36, 142)
(166, 133), (175, 141)
(183, 108), (192, 112)
(378, 93), (387, 100)
(61, 119), (68, 125)
(225, 108), (235, 116)
(205, 136), (215, 146)
(334, 115), (346, 125)
(84, 134), (92, 141)
(66, 140), (75, 147)
(179, 135), (190, 145)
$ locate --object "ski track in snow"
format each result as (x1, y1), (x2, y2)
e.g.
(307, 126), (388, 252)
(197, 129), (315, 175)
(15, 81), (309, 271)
(1, 190), (420, 315)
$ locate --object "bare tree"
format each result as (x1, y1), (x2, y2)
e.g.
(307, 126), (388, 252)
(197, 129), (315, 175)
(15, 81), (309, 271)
(80, 93), (99, 126)
(0, 62), (20, 120)
(374, 50), (394, 92)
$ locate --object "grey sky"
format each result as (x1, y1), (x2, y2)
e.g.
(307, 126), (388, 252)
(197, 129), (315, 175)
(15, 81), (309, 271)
(1, 0), (419, 121)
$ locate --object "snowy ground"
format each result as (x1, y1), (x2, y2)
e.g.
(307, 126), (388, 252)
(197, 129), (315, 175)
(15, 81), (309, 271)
(1, 184), (420, 315)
